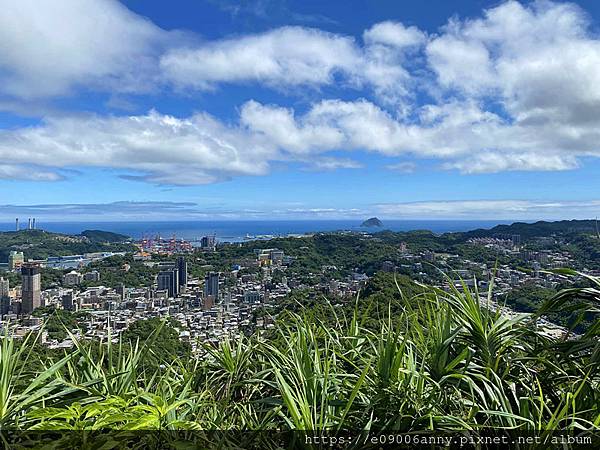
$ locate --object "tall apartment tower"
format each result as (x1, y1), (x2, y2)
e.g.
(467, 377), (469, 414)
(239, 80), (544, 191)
(0, 277), (10, 316)
(157, 269), (179, 298)
(204, 272), (220, 299)
(21, 263), (41, 314)
(0, 277), (9, 298)
(176, 256), (188, 288)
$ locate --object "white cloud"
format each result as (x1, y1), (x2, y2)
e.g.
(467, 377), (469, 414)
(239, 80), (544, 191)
(386, 162), (416, 173)
(3, 92), (598, 185)
(240, 98), (600, 172)
(0, 110), (277, 185)
(376, 199), (600, 220)
(0, 0), (173, 99)
(0, 164), (64, 181)
(427, 0), (600, 125)
(361, 22), (426, 106)
(0, 201), (368, 221)
(160, 27), (361, 90)
(0, 0), (423, 106)
(444, 152), (579, 174)
(279, 207), (365, 217)
(160, 23), (423, 104)
(2, 199), (598, 221)
(2, 0), (600, 182)
(241, 99), (415, 156)
(306, 157), (363, 171)
(426, 35), (495, 95)
(0, 201), (205, 220)
(363, 21), (425, 48)
(239, 100), (345, 154)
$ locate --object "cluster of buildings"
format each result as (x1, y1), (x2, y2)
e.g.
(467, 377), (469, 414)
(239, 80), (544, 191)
(0, 228), (588, 346)
(7, 250), (125, 271)
(137, 234), (216, 255)
(63, 270), (101, 285)
(0, 245), (298, 350)
(467, 235), (521, 251)
(376, 235), (579, 338)
(0, 263), (43, 316)
(255, 248), (287, 266)
(386, 233), (576, 293)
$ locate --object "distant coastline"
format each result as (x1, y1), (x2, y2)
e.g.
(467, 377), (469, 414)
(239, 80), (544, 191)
(0, 219), (519, 243)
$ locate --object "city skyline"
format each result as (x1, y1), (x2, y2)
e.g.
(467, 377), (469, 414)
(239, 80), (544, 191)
(2, 0), (600, 221)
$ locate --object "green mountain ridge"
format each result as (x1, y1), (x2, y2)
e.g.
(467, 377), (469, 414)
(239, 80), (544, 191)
(465, 219), (599, 239)
(80, 229), (131, 243)
(0, 229), (135, 262)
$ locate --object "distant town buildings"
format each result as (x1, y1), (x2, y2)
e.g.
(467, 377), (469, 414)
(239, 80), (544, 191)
(83, 270), (101, 282)
(423, 251), (436, 263)
(138, 235), (194, 255)
(63, 271), (83, 286)
(255, 248), (285, 266)
(200, 235), (216, 250)
(511, 234), (521, 248)
(8, 251), (24, 270)
(243, 290), (261, 303)
(381, 261), (396, 273)
(62, 292), (75, 311)
(0, 226), (578, 348)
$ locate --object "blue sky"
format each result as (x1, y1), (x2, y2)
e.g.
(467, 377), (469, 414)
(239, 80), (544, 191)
(1, 0), (600, 221)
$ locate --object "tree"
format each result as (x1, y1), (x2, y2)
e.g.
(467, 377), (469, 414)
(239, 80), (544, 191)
(122, 318), (191, 364)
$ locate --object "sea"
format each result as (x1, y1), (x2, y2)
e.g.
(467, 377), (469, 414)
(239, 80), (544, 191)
(0, 220), (515, 243)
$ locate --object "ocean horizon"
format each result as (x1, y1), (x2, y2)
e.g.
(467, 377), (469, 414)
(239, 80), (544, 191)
(0, 219), (518, 242)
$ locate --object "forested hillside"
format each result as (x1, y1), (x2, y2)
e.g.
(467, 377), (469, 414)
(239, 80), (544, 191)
(0, 229), (135, 261)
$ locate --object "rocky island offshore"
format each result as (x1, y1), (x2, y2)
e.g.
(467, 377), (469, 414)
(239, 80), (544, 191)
(360, 217), (383, 227)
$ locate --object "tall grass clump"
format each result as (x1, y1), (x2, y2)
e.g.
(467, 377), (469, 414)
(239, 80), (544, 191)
(0, 273), (597, 447)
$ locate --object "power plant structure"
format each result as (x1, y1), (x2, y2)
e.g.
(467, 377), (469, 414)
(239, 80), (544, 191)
(15, 218), (39, 231)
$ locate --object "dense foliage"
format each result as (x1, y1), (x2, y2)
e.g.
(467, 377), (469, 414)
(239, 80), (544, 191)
(83, 255), (158, 289)
(465, 219), (600, 240)
(79, 230), (130, 243)
(122, 317), (191, 365)
(32, 306), (90, 341)
(0, 229), (135, 262)
(0, 275), (597, 448)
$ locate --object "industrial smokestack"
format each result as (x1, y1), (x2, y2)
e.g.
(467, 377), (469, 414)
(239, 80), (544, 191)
(32, 218), (35, 230)
(15, 218), (19, 231)
(28, 218), (31, 230)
